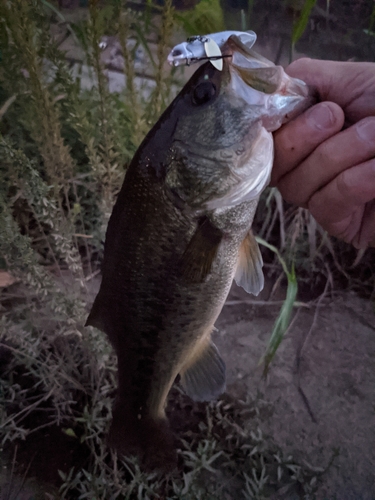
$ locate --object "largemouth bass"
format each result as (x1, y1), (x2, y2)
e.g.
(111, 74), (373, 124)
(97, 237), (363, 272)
(86, 35), (313, 470)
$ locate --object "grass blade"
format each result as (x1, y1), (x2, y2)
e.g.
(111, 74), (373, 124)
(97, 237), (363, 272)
(132, 23), (157, 70)
(291, 0), (316, 52)
(256, 237), (298, 375)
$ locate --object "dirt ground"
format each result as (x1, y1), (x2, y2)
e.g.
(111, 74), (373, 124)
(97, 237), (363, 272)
(214, 280), (375, 500)
(1, 276), (374, 499)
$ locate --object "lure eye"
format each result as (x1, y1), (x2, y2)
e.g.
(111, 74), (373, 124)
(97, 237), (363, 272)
(192, 81), (216, 106)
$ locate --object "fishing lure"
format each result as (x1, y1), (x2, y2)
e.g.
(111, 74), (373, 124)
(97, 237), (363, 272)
(167, 30), (257, 71)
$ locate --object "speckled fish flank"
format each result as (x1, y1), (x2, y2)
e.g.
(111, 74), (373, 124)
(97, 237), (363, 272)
(86, 35), (314, 471)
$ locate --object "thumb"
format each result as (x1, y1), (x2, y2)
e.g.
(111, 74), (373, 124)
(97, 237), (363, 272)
(285, 58), (375, 123)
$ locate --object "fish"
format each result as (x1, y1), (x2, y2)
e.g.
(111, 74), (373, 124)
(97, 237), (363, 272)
(86, 34), (313, 471)
(167, 30), (257, 68)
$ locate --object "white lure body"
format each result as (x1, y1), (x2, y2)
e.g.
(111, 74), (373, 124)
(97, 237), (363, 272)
(167, 30), (257, 69)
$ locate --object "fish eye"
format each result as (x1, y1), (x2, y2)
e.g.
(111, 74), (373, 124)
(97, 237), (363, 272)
(172, 49), (182, 56)
(192, 81), (217, 106)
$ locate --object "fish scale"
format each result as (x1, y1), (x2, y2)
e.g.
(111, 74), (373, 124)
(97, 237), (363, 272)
(86, 34), (314, 471)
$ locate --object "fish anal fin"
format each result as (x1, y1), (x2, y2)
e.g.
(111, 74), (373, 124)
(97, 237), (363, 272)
(179, 337), (226, 402)
(180, 217), (222, 282)
(235, 230), (264, 296)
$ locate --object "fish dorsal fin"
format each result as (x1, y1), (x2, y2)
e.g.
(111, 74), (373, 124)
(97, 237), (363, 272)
(180, 217), (222, 282)
(234, 230), (264, 296)
(179, 339), (226, 402)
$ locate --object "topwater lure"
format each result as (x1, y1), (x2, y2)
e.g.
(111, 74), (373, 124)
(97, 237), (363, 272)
(167, 30), (257, 70)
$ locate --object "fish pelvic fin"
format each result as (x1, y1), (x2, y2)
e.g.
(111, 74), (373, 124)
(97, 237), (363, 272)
(108, 399), (177, 472)
(179, 337), (226, 402)
(234, 230), (264, 296)
(85, 295), (105, 331)
(180, 217), (222, 282)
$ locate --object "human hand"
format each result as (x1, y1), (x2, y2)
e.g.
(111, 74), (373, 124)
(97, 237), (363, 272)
(271, 58), (375, 249)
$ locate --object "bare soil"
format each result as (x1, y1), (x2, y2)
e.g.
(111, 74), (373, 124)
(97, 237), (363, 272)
(1, 278), (374, 500)
(214, 280), (375, 499)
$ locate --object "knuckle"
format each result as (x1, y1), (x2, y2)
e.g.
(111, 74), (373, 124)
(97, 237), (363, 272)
(307, 192), (323, 218)
(287, 57), (312, 74)
(356, 117), (375, 147)
(277, 178), (303, 206)
(336, 170), (353, 200)
(312, 140), (331, 168)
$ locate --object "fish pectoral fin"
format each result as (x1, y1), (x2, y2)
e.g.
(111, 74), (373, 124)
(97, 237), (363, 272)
(179, 339), (226, 402)
(234, 230), (264, 296)
(180, 217), (222, 282)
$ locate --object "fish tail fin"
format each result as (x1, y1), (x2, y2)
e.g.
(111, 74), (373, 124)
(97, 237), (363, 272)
(108, 400), (177, 472)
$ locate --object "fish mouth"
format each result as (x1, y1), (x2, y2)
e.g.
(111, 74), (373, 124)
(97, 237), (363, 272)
(221, 36), (316, 130)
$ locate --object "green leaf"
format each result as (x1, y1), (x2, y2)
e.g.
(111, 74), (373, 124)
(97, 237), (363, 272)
(175, 0), (225, 37)
(62, 427), (77, 438)
(292, 0), (317, 49)
(256, 237), (298, 375)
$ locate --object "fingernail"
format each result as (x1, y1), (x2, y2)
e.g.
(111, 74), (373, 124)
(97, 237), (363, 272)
(356, 118), (375, 142)
(306, 103), (335, 130)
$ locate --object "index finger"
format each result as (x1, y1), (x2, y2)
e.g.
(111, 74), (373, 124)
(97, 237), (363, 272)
(271, 101), (344, 186)
(277, 117), (375, 207)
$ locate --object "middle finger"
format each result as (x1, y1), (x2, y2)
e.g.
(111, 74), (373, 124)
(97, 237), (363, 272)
(277, 117), (375, 206)
(271, 102), (344, 185)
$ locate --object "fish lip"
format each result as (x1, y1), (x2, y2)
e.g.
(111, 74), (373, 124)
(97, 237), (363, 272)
(221, 35), (273, 69)
(221, 35), (316, 127)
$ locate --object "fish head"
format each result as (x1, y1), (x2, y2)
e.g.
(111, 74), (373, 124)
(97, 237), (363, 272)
(164, 34), (315, 212)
